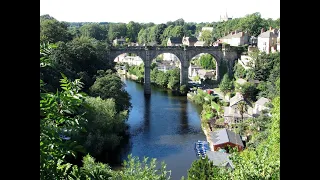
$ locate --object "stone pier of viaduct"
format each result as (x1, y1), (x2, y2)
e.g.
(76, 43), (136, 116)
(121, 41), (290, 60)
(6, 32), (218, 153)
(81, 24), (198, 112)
(108, 46), (240, 95)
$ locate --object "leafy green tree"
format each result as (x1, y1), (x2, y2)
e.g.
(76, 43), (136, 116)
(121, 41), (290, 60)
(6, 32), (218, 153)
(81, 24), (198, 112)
(219, 74), (233, 95)
(154, 24), (167, 44)
(233, 63), (247, 79)
(200, 30), (213, 45)
(199, 54), (216, 69)
(187, 156), (220, 180)
(41, 46), (87, 178)
(155, 71), (169, 87)
(171, 26), (184, 38)
(40, 18), (71, 43)
(112, 154), (171, 179)
(108, 23), (127, 42)
(167, 68), (180, 89)
(126, 21), (142, 42)
(236, 82), (257, 101)
(82, 97), (128, 156)
(237, 101), (248, 121)
(89, 70), (131, 112)
(79, 23), (108, 40)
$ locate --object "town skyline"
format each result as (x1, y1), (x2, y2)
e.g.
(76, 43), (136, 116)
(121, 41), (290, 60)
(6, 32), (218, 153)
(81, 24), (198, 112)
(40, 0), (280, 23)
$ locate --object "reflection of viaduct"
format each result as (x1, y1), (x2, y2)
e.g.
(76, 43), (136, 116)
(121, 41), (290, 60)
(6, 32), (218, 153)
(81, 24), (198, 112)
(108, 46), (240, 94)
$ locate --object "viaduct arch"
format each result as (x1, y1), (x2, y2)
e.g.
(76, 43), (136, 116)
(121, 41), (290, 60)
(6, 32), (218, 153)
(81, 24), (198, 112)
(108, 46), (240, 95)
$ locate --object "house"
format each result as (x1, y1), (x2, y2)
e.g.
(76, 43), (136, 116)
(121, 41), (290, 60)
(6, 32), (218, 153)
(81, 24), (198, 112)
(117, 54), (143, 66)
(210, 128), (244, 152)
(206, 151), (234, 169)
(197, 69), (215, 80)
(114, 53), (126, 63)
(167, 37), (182, 46)
(155, 61), (177, 72)
(218, 30), (249, 46)
(257, 27), (278, 54)
(163, 53), (179, 61)
(253, 97), (270, 117)
(113, 37), (126, 46)
(188, 65), (202, 77)
(182, 36), (198, 46)
(194, 41), (208, 46)
(224, 92), (253, 124)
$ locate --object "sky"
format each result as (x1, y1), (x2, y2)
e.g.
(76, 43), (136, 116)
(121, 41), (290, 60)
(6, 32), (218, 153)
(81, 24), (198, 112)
(40, 0), (280, 23)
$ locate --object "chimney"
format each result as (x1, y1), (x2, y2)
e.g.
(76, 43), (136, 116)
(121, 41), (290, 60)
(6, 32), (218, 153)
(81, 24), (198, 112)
(241, 32), (244, 36)
(261, 28), (264, 33)
(269, 26), (272, 31)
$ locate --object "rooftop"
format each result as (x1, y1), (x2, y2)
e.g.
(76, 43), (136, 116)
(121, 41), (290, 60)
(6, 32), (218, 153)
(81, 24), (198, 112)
(255, 97), (270, 106)
(206, 151), (234, 169)
(210, 128), (244, 147)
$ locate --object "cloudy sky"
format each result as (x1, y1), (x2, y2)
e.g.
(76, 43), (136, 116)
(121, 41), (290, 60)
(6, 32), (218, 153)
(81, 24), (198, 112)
(40, 0), (280, 23)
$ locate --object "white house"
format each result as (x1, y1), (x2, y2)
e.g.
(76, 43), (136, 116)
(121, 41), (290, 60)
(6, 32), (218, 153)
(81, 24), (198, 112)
(224, 92), (253, 125)
(218, 31), (249, 46)
(257, 27), (278, 54)
(253, 97), (270, 117)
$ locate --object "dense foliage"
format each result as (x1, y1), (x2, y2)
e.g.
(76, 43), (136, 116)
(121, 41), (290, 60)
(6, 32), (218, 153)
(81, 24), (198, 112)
(89, 69), (131, 112)
(40, 43), (171, 179)
(219, 74), (234, 95)
(41, 13), (280, 179)
(233, 51), (280, 99)
(192, 54), (216, 70)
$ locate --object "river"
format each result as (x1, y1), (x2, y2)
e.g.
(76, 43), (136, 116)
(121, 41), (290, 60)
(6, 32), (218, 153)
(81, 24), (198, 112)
(116, 78), (206, 179)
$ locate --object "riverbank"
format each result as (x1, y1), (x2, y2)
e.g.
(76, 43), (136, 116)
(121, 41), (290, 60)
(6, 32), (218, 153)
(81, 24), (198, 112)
(187, 91), (223, 151)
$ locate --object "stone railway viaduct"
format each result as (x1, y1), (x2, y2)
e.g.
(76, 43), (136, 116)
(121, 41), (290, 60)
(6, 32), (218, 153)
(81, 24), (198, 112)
(107, 46), (240, 95)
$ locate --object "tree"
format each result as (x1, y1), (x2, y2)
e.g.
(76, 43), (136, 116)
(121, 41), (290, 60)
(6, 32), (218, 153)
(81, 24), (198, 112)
(219, 74), (233, 95)
(82, 97), (128, 156)
(187, 156), (221, 180)
(237, 101), (248, 121)
(199, 54), (216, 69)
(41, 49), (87, 178)
(171, 26), (184, 38)
(112, 154), (171, 179)
(108, 23), (127, 42)
(79, 23), (107, 41)
(40, 18), (71, 43)
(89, 70), (131, 112)
(167, 68), (180, 89)
(126, 21), (142, 42)
(200, 30), (213, 45)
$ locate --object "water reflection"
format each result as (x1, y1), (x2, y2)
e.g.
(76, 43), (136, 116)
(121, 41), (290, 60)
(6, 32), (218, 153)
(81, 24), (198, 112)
(116, 78), (206, 180)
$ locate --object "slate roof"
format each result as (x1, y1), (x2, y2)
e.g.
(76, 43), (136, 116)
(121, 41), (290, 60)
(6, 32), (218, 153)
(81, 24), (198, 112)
(258, 30), (278, 38)
(206, 151), (234, 169)
(220, 31), (245, 39)
(184, 36), (198, 43)
(229, 92), (244, 107)
(223, 106), (252, 118)
(210, 128), (244, 147)
(169, 37), (182, 44)
(194, 41), (207, 46)
(255, 97), (270, 106)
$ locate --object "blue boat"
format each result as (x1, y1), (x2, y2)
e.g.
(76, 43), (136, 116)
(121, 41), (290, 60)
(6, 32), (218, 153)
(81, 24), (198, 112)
(194, 140), (210, 158)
